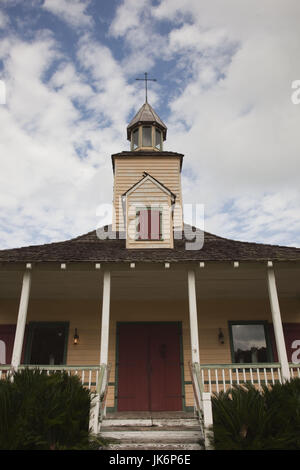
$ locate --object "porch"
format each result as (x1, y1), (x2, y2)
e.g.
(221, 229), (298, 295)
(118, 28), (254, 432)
(0, 260), (299, 442)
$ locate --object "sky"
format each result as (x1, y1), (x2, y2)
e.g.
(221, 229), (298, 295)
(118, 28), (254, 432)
(0, 0), (300, 249)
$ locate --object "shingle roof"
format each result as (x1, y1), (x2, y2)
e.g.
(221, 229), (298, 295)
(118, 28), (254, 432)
(0, 225), (299, 264)
(127, 102), (167, 140)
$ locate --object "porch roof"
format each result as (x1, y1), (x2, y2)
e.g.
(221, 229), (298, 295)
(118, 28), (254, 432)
(0, 224), (300, 264)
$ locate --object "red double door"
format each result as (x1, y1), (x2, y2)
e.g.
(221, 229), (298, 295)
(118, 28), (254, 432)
(117, 323), (182, 412)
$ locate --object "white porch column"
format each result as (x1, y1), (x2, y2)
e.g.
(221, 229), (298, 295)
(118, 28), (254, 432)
(188, 270), (200, 364)
(11, 269), (32, 369)
(99, 270), (111, 365)
(267, 265), (290, 381)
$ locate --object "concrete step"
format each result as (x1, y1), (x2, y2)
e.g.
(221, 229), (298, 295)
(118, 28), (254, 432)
(103, 442), (203, 450)
(101, 418), (200, 428)
(100, 414), (205, 451)
(102, 426), (201, 432)
(100, 429), (202, 443)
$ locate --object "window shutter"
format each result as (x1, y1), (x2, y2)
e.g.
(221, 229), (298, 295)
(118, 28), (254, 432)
(150, 209), (160, 240)
(139, 209), (149, 240)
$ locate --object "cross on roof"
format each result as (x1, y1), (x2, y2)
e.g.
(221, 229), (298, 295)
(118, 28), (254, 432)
(135, 72), (157, 103)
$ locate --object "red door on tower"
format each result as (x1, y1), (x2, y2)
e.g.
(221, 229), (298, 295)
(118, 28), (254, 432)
(117, 323), (182, 411)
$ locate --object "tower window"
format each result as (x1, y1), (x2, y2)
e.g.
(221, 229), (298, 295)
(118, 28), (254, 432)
(136, 208), (162, 240)
(142, 126), (152, 147)
(132, 129), (139, 149)
(155, 129), (161, 150)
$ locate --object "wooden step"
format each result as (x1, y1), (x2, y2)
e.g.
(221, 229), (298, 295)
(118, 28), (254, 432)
(100, 429), (202, 443)
(100, 414), (205, 451)
(101, 418), (200, 428)
(102, 442), (203, 450)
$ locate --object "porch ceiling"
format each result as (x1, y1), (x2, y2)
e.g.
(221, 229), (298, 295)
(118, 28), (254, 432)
(0, 262), (299, 301)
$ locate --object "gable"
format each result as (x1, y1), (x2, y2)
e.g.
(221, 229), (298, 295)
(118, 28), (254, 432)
(123, 172), (176, 201)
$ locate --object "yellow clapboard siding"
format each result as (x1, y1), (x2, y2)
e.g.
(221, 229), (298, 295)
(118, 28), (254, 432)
(113, 154), (183, 234)
(2, 297), (300, 410)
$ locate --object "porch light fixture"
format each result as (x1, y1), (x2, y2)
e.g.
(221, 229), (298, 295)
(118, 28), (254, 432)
(73, 328), (79, 345)
(218, 328), (225, 345)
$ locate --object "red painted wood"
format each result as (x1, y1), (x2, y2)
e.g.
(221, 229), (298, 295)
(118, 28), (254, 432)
(117, 323), (182, 412)
(269, 323), (300, 362)
(118, 324), (150, 411)
(149, 323), (182, 411)
(0, 325), (27, 365)
(0, 325), (15, 364)
(150, 209), (160, 240)
(139, 210), (149, 240)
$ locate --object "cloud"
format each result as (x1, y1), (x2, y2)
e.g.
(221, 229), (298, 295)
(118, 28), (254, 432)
(150, 0), (300, 246)
(0, 30), (130, 248)
(0, 10), (9, 29)
(109, 0), (148, 38)
(42, 0), (93, 28)
(0, 0), (299, 249)
(108, 0), (168, 77)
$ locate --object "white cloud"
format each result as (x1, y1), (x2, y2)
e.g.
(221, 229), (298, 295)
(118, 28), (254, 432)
(109, 0), (148, 38)
(0, 10), (9, 29)
(0, 30), (135, 248)
(1, 0), (300, 249)
(151, 0), (300, 246)
(42, 0), (93, 28)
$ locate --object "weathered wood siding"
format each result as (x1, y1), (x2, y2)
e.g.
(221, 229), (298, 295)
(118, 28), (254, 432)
(113, 156), (183, 234)
(126, 178), (173, 249)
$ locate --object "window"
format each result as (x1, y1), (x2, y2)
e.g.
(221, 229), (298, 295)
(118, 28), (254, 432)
(132, 128), (139, 149)
(155, 129), (161, 150)
(25, 322), (68, 365)
(229, 322), (271, 364)
(136, 208), (162, 240)
(142, 126), (152, 147)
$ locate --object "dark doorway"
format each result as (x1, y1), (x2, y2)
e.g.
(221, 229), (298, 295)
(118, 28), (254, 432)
(117, 323), (183, 412)
(25, 322), (69, 365)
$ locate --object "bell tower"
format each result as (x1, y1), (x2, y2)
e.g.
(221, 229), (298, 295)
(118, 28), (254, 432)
(127, 101), (167, 152)
(112, 79), (184, 248)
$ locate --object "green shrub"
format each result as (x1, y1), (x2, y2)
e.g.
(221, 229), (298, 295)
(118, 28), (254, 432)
(211, 378), (300, 450)
(0, 368), (101, 450)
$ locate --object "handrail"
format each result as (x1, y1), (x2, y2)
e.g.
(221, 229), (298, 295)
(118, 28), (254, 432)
(90, 363), (111, 434)
(189, 362), (214, 450)
(98, 363), (111, 425)
(200, 362), (281, 369)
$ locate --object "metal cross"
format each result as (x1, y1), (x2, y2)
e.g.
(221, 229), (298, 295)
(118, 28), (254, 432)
(135, 72), (157, 103)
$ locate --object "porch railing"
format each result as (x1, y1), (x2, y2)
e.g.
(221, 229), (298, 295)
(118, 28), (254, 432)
(0, 365), (102, 391)
(189, 362), (300, 450)
(89, 363), (111, 434)
(0, 364), (111, 435)
(189, 362), (214, 450)
(200, 363), (300, 393)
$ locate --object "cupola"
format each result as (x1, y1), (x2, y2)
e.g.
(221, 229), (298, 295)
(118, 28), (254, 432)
(127, 102), (167, 151)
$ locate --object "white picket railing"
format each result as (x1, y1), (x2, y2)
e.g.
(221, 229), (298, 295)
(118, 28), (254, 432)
(289, 365), (300, 379)
(0, 364), (112, 435)
(89, 363), (111, 434)
(200, 363), (284, 393)
(0, 365), (102, 392)
(199, 363), (299, 393)
(189, 362), (214, 450)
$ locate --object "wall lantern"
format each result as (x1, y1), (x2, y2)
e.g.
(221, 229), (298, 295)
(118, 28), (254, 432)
(218, 328), (225, 345)
(73, 328), (79, 345)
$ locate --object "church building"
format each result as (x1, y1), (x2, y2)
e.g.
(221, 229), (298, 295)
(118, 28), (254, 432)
(0, 94), (300, 448)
